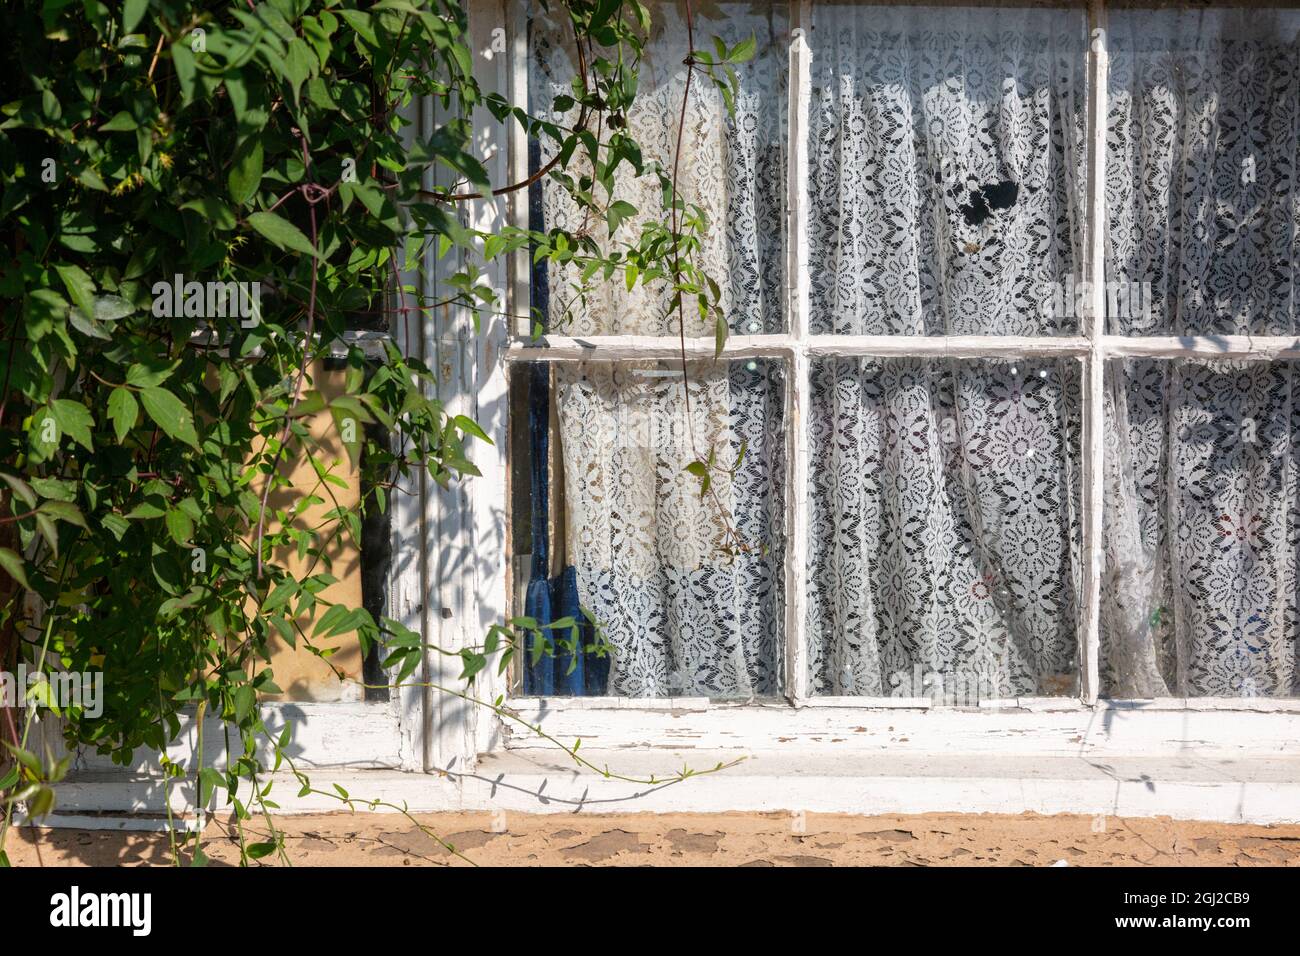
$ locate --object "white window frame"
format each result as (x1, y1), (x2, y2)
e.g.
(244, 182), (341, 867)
(446, 0), (1300, 769)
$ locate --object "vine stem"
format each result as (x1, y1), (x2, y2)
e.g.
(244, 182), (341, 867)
(359, 675), (746, 787)
(667, 0), (752, 556)
(0, 558), (68, 857)
(253, 143), (326, 579)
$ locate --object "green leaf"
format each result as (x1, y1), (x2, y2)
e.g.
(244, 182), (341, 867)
(50, 399), (93, 451)
(198, 767), (225, 806)
(246, 211), (321, 260)
(165, 508), (194, 545)
(123, 0), (149, 34)
(283, 38), (314, 105)
(126, 501), (166, 519)
(139, 387), (199, 448)
(159, 587), (203, 618)
(30, 477), (75, 501)
(246, 841), (277, 860)
(0, 473), (37, 510)
(228, 138), (264, 207)
(102, 514), (130, 541)
(99, 111), (139, 132)
(181, 196), (236, 231)
(27, 785), (55, 820)
(338, 9), (376, 47)
(34, 513), (59, 558)
(171, 42), (196, 103)
(452, 414), (492, 444)
(55, 264), (95, 323)
(126, 359), (175, 388)
(729, 35), (757, 63)
(0, 548), (29, 590)
(605, 199), (637, 235)
(684, 460), (712, 498)
(263, 580), (298, 613)
(38, 500), (87, 529)
(107, 388), (138, 444)
(232, 684), (256, 724)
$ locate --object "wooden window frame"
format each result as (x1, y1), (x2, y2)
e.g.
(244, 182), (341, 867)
(440, 0), (1300, 770)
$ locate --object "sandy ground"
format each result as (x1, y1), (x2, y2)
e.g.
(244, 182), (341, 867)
(6, 812), (1300, 866)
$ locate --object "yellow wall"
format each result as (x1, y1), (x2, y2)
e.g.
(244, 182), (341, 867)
(261, 362), (364, 701)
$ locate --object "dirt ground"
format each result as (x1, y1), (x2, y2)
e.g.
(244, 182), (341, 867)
(7, 811), (1300, 866)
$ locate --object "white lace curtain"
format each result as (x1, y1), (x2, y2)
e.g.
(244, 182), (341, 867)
(1102, 8), (1300, 698)
(531, 2), (787, 697)
(554, 363), (785, 697)
(806, 5), (1087, 698)
(529, 0), (787, 337)
(530, 2), (1300, 700)
(807, 5), (1089, 336)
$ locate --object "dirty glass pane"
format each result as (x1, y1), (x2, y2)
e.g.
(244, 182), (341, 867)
(808, 3), (1089, 335)
(807, 357), (1083, 701)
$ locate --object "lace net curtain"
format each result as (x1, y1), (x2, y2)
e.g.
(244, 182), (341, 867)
(529, 2), (788, 697)
(526, 1), (1300, 700)
(806, 5), (1087, 698)
(1102, 7), (1300, 698)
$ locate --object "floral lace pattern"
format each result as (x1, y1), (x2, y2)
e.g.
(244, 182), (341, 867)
(808, 357), (1082, 698)
(1103, 360), (1300, 698)
(529, 1), (787, 336)
(554, 361), (786, 697)
(525, 4), (1300, 701)
(529, 3), (788, 698)
(1106, 9), (1300, 336)
(1102, 10), (1300, 699)
(807, 5), (1088, 336)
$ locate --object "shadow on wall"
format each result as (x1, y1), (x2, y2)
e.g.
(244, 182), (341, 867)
(261, 361), (363, 702)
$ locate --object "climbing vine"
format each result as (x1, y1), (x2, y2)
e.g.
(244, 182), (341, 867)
(0, 0), (751, 865)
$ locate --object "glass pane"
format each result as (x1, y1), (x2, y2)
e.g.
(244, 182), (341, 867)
(1103, 359), (1300, 698)
(807, 3), (1089, 335)
(511, 360), (786, 697)
(1107, 5), (1300, 335)
(807, 357), (1082, 700)
(529, 1), (788, 336)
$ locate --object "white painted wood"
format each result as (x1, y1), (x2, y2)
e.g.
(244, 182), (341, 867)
(784, 0), (812, 703)
(30, 701), (405, 774)
(1078, 1), (1108, 705)
(391, 93), (433, 772)
(507, 333), (794, 360)
(506, 334), (1102, 361)
(188, 328), (392, 359)
(506, 0), (531, 341)
(806, 334), (1092, 357)
(502, 700), (1300, 757)
(18, 812), (203, 833)
(467, 750), (1300, 823)
(476, 0), (1300, 763)
(1103, 335), (1300, 359)
(466, 0), (514, 764)
(47, 753), (1300, 825)
(508, 695), (711, 711)
(510, 692), (1300, 714)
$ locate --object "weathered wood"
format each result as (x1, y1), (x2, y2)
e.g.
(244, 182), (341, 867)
(1078, 0), (1109, 705)
(785, 0), (812, 703)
